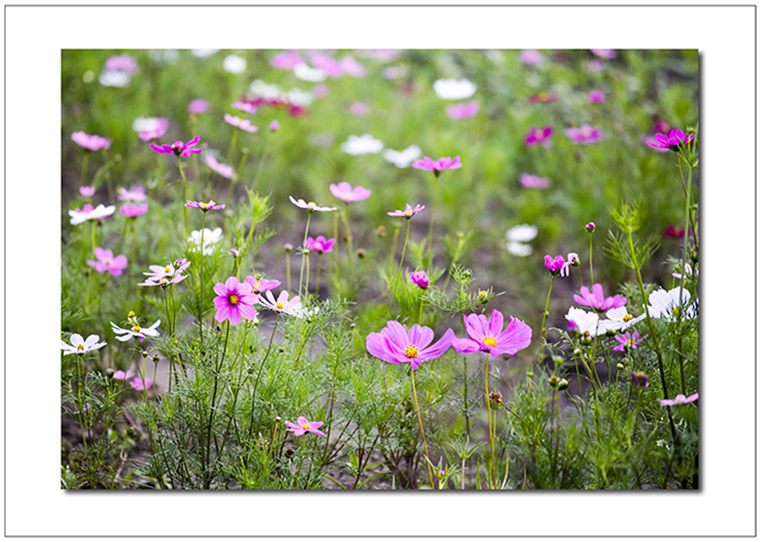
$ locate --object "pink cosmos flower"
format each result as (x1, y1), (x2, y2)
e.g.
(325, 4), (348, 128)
(72, 131), (111, 152)
(305, 236), (336, 254)
(213, 277), (258, 325)
(310, 52), (343, 77)
(104, 54), (139, 75)
(87, 247), (128, 277)
(119, 203), (148, 218)
(150, 136), (203, 157)
(340, 56), (366, 77)
(117, 185), (148, 202)
(188, 99), (209, 114)
(206, 155), (234, 179)
(587, 90), (605, 103)
(329, 182), (371, 204)
(664, 225), (685, 238)
(113, 370), (135, 380)
(312, 85), (329, 98)
(79, 186), (95, 198)
(587, 59), (605, 72)
(591, 49), (616, 59)
(348, 102), (369, 116)
(565, 124), (604, 144)
(130, 376), (152, 392)
(660, 393), (698, 407)
(646, 128), (695, 152)
(388, 204), (425, 219)
(573, 283), (627, 311)
(653, 120), (670, 133)
(185, 200), (225, 211)
(69, 203), (116, 225)
(519, 50), (544, 65)
(285, 416), (326, 437)
(224, 114), (258, 133)
(528, 93), (558, 104)
(270, 51), (305, 70)
(232, 100), (258, 114)
(412, 156), (463, 175)
(613, 331), (648, 352)
(366, 321), (456, 370)
(524, 126), (553, 146)
(519, 173), (551, 189)
(631, 371), (649, 389)
(244, 276), (281, 295)
(452, 310), (532, 357)
(289, 196), (337, 213)
(544, 254), (565, 275)
(269, 120), (280, 132)
(139, 259), (191, 287)
(446, 101), (479, 120)
(137, 118), (170, 142)
(409, 270), (430, 289)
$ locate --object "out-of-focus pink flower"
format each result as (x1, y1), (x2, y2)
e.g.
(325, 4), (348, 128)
(312, 85), (329, 98)
(305, 235), (336, 254)
(269, 120), (280, 132)
(113, 370), (135, 380)
(587, 90), (605, 103)
(270, 51), (305, 70)
(544, 254), (565, 275)
(366, 321), (455, 370)
(118, 185), (147, 202)
(412, 156), (463, 175)
(348, 102), (369, 116)
(188, 99), (209, 114)
(524, 126), (553, 146)
(130, 376), (152, 392)
(289, 196), (337, 213)
(587, 59), (605, 72)
(206, 155), (234, 179)
(104, 54), (139, 75)
(446, 101), (479, 119)
(528, 93), (558, 104)
(120, 203), (148, 218)
(285, 416), (326, 437)
(519, 173), (551, 189)
(309, 52), (343, 77)
(660, 393), (698, 407)
(574, 283), (627, 311)
(653, 121), (670, 133)
(329, 182), (371, 204)
(591, 49), (616, 59)
(565, 124), (604, 144)
(150, 136), (203, 157)
(136, 118), (170, 142)
(244, 276), (281, 295)
(520, 50), (544, 65)
(409, 270), (430, 289)
(87, 247), (128, 277)
(232, 100), (258, 114)
(72, 132), (111, 151)
(664, 225), (685, 238)
(185, 200), (225, 211)
(646, 128), (695, 152)
(79, 186), (95, 198)
(339, 56), (366, 77)
(452, 310), (532, 357)
(213, 276), (258, 325)
(224, 114), (258, 133)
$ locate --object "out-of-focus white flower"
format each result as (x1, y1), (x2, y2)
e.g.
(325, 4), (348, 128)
(192, 49), (219, 59)
(249, 79), (282, 99)
(505, 224), (538, 243)
(99, 71), (131, 87)
(150, 49), (179, 65)
(188, 228), (223, 255)
(383, 145), (422, 168)
(294, 63), (327, 83)
(433, 78), (477, 100)
(506, 241), (533, 257)
(382, 65), (408, 79)
(285, 88), (314, 106)
(340, 134), (384, 155)
(223, 54), (247, 74)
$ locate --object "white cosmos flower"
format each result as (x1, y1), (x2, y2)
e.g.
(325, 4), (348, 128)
(505, 224), (538, 243)
(383, 145), (422, 168)
(61, 334), (107, 355)
(433, 78), (477, 100)
(565, 307), (614, 337)
(340, 134), (384, 155)
(249, 79), (283, 99)
(285, 88), (314, 106)
(111, 320), (161, 342)
(647, 287), (697, 321)
(223, 54), (247, 74)
(132, 116), (164, 133)
(192, 49), (219, 59)
(605, 306), (646, 331)
(69, 204), (116, 225)
(294, 63), (327, 83)
(259, 291), (302, 315)
(99, 71), (131, 88)
(188, 228), (223, 255)
(506, 241), (533, 257)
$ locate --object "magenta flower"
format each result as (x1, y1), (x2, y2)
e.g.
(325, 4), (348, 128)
(285, 416), (326, 437)
(224, 114), (258, 133)
(244, 276), (281, 295)
(118, 185), (148, 202)
(206, 155), (234, 179)
(520, 173), (551, 189)
(289, 196), (337, 213)
(213, 277), (258, 325)
(270, 51), (305, 70)
(565, 124), (604, 144)
(646, 128), (695, 152)
(452, 310), (532, 357)
(119, 203), (148, 218)
(653, 120), (670, 133)
(585, 222), (596, 233)
(305, 235), (336, 254)
(150, 135), (203, 157)
(366, 321), (455, 370)
(412, 156), (463, 175)
(188, 99), (209, 114)
(544, 254), (565, 275)
(660, 393), (699, 407)
(613, 331), (648, 352)
(664, 225), (685, 238)
(137, 118), (170, 142)
(519, 49), (544, 65)
(528, 93), (558, 104)
(104, 54), (139, 75)
(269, 120), (280, 132)
(72, 131), (111, 152)
(130, 376), (152, 392)
(643, 135), (670, 153)
(524, 126), (553, 146)
(446, 101), (479, 120)
(630, 371), (649, 389)
(409, 270), (430, 289)
(79, 186), (95, 198)
(87, 247), (128, 277)
(587, 90), (605, 103)
(329, 182), (371, 204)
(573, 283), (627, 311)
(185, 200), (225, 211)
(388, 204), (425, 219)
(591, 49), (616, 59)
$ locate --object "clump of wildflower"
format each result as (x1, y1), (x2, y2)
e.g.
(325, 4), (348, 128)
(213, 277), (258, 325)
(87, 247), (128, 277)
(61, 334), (107, 355)
(71, 132), (111, 152)
(285, 417), (327, 437)
(453, 309), (532, 357)
(366, 321), (455, 370)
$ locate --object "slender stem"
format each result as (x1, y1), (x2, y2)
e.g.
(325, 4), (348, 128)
(532, 275), (555, 378)
(677, 156), (699, 248)
(341, 206), (356, 274)
(177, 158), (188, 239)
(389, 220), (410, 309)
(675, 164), (694, 395)
(484, 352), (496, 486)
(427, 175), (438, 260)
(80, 151), (89, 186)
(418, 298), (424, 324)
(588, 233), (595, 285)
(410, 369), (434, 488)
(387, 224), (400, 277)
(228, 130), (238, 170)
(248, 313), (280, 438)
(90, 221), (96, 259)
(198, 212), (207, 346)
(205, 321), (230, 488)
(250, 138), (271, 188)
(298, 212), (313, 296)
(316, 253), (323, 297)
(286, 252), (292, 294)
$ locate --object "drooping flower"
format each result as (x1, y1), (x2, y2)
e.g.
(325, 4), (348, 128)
(188, 227), (223, 254)
(244, 276), (281, 295)
(544, 254), (565, 275)
(519, 173), (550, 189)
(185, 200), (226, 211)
(383, 145), (422, 168)
(433, 78), (477, 100)
(524, 126), (553, 146)
(119, 203), (148, 218)
(388, 204), (425, 219)
(329, 182), (371, 204)
(647, 287), (697, 320)
(224, 114), (258, 133)
(285, 416), (327, 437)
(446, 101), (479, 120)
(412, 155), (463, 174)
(111, 320), (161, 342)
(71, 131), (111, 152)
(409, 270), (430, 289)
(305, 236), (336, 254)
(519, 50), (544, 65)
(452, 310), (532, 357)
(223, 54), (247, 74)
(150, 136), (203, 157)
(134, 117), (169, 142)
(574, 283), (627, 311)
(613, 331), (648, 352)
(560, 252), (580, 277)
(117, 185), (148, 202)
(646, 128), (695, 152)
(366, 321), (455, 370)
(659, 393), (699, 407)
(79, 186), (95, 198)
(259, 290), (302, 315)
(340, 134), (384, 155)
(587, 90), (605, 103)
(188, 99), (209, 114)
(289, 196), (337, 213)
(69, 203), (116, 225)
(61, 334), (107, 355)
(130, 376), (153, 391)
(565, 124), (604, 144)
(213, 276), (258, 325)
(206, 155), (234, 179)
(87, 247), (128, 277)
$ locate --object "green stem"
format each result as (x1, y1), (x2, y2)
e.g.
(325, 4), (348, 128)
(427, 177), (438, 261)
(389, 220), (410, 309)
(204, 321), (230, 489)
(532, 274), (555, 378)
(411, 368), (434, 488)
(248, 313), (280, 438)
(286, 252), (292, 294)
(588, 233), (595, 285)
(298, 212), (313, 296)
(80, 151), (89, 186)
(250, 138), (271, 188)
(198, 212), (207, 347)
(178, 158), (188, 239)
(484, 352), (496, 486)
(316, 253), (323, 297)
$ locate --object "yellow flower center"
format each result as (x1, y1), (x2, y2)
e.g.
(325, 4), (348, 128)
(627, 339), (635, 346)
(132, 325), (141, 332)
(405, 345), (419, 359)
(201, 202), (211, 208)
(623, 314), (633, 322)
(345, 194), (351, 201)
(478, 291), (487, 299)
(77, 344), (85, 351)
(229, 294), (239, 305)
(128, 311), (136, 318)
(164, 266), (172, 273)
(583, 331), (591, 338)
(482, 337), (498, 347)
(276, 302), (284, 309)
(308, 201), (316, 207)
(672, 307), (680, 315)
(302, 423), (311, 430)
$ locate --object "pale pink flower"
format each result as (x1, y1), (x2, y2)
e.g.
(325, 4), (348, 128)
(446, 101), (479, 120)
(224, 114), (258, 133)
(188, 99), (209, 114)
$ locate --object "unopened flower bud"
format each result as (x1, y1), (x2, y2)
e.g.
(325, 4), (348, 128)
(478, 290), (488, 303)
(548, 375), (560, 388)
(558, 378), (569, 390)
(357, 248), (366, 259)
(616, 362), (625, 370)
(581, 335), (593, 345)
(553, 355), (564, 366)
(275, 416), (281, 422)
(573, 348), (582, 356)
(152, 354), (160, 364)
(128, 311), (136, 318)
(284, 243), (293, 253)
(585, 222), (596, 233)
(526, 371), (534, 378)
(489, 390), (503, 406)
(376, 225), (387, 237)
